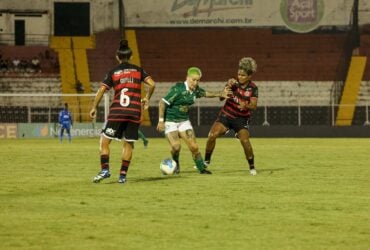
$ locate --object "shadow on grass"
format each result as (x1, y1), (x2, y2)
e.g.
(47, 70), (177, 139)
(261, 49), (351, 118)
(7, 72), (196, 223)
(101, 175), (186, 184)
(258, 168), (287, 175)
(131, 175), (185, 183)
(216, 168), (287, 175)
(97, 168), (288, 184)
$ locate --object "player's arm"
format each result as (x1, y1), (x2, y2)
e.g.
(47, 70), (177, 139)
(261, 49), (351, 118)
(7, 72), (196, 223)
(205, 87), (231, 99)
(141, 77), (156, 110)
(239, 97), (258, 111)
(89, 85), (107, 119)
(218, 78), (236, 101)
(156, 99), (167, 132)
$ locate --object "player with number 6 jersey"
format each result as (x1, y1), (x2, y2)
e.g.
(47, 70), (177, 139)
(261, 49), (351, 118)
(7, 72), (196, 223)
(89, 39), (156, 184)
(102, 65), (150, 123)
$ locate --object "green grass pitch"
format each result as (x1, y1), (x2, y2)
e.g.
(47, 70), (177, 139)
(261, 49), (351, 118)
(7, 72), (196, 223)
(1, 137), (370, 249)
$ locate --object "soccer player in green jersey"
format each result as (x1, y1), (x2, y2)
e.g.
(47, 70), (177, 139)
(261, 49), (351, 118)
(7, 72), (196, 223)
(157, 67), (230, 174)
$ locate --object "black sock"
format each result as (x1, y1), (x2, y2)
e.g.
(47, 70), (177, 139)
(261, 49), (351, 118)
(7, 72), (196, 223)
(172, 151), (180, 168)
(205, 152), (212, 163)
(100, 154), (109, 170)
(248, 156), (255, 170)
(120, 160), (130, 177)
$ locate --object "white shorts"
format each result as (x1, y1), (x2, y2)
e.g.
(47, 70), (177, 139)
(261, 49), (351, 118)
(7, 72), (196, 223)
(164, 120), (193, 134)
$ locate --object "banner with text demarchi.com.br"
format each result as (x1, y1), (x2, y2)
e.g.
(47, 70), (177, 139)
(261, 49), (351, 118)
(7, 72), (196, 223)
(124, 0), (353, 32)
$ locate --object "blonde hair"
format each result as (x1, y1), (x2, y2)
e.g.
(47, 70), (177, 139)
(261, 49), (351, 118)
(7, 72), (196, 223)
(239, 57), (257, 75)
(187, 67), (202, 77)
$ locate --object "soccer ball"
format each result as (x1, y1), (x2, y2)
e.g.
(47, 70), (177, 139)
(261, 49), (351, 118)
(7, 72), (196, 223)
(160, 159), (177, 175)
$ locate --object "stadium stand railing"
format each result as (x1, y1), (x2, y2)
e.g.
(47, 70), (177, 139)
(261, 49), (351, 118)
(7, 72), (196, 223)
(1, 26), (369, 126)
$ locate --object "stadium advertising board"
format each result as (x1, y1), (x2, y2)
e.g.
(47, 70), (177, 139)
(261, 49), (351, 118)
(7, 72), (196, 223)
(13, 123), (104, 138)
(125, 0), (352, 32)
(0, 124), (17, 139)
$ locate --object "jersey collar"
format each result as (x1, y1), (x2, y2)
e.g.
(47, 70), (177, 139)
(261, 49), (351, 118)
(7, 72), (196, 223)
(184, 81), (192, 93)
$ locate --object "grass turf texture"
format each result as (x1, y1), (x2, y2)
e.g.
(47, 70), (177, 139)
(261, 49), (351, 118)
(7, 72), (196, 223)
(1, 138), (370, 250)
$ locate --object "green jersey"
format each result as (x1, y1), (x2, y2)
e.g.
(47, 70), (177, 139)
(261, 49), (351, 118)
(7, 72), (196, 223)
(162, 82), (206, 122)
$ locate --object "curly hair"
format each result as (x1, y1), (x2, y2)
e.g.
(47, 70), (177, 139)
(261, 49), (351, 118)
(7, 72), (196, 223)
(239, 57), (257, 75)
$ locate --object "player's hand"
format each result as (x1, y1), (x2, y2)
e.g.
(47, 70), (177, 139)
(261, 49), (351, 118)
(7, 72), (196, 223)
(221, 87), (232, 99)
(141, 97), (149, 110)
(237, 100), (249, 110)
(89, 108), (97, 119)
(157, 121), (165, 133)
(227, 78), (237, 87)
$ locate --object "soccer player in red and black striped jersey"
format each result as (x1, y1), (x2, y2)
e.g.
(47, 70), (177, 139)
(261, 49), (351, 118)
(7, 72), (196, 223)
(90, 40), (155, 184)
(204, 57), (258, 175)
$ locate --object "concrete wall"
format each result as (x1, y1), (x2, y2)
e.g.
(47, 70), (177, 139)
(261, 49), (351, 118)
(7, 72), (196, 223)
(0, 0), (119, 44)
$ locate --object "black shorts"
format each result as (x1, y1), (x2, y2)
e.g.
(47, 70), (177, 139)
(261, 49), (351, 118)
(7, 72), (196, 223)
(216, 112), (250, 133)
(102, 120), (139, 141)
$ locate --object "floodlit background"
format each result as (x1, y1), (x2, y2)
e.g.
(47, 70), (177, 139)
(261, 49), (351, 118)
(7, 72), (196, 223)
(1, 1), (370, 249)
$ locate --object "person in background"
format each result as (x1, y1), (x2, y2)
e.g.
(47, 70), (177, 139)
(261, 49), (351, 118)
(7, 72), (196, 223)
(0, 56), (9, 74)
(89, 40), (156, 184)
(157, 67), (230, 174)
(12, 58), (20, 73)
(31, 56), (41, 73)
(58, 103), (73, 143)
(204, 57), (259, 176)
(138, 129), (149, 148)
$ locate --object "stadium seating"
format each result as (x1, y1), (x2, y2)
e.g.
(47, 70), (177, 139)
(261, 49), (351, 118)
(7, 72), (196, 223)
(87, 30), (121, 82)
(360, 34), (370, 80)
(1, 29), (369, 125)
(0, 77), (62, 122)
(0, 45), (59, 75)
(134, 28), (347, 82)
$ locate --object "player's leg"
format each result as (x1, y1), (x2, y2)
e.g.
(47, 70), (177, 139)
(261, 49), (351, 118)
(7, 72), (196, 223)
(66, 126), (71, 143)
(118, 122), (139, 183)
(59, 126), (64, 143)
(93, 121), (118, 183)
(237, 128), (257, 176)
(119, 140), (133, 183)
(92, 135), (112, 182)
(204, 121), (228, 165)
(138, 129), (148, 148)
(179, 121), (211, 174)
(165, 130), (181, 174)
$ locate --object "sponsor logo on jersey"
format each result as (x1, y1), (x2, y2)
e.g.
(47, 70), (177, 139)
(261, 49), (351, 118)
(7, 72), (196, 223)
(124, 69), (137, 73)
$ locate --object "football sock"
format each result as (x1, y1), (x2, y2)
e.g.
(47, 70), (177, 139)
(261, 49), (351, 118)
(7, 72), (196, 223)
(205, 152), (212, 164)
(171, 151), (180, 168)
(194, 153), (206, 171)
(138, 130), (147, 141)
(120, 160), (130, 177)
(100, 154), (109, 170)
(248, 156), (255, 170)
